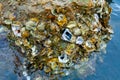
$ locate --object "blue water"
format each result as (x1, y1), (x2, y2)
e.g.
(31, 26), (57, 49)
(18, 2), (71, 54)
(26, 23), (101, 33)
(0, 0), (120, 80)
(84, 0), (120, 80)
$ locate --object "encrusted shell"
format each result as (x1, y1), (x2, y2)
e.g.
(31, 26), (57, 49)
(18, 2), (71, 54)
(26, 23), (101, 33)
(44, 39), (52, 47)
(11, 24), (21, 37)
(62, 29), (72, 42)
(66, 21), (77, 28)
(4, 20), (12, 25)
(31, 45), (38, 56)
(22, 30), (30, 38)
(57, 14), (67, 26)
(25, 19), (38, 30)
(58, 53), (69, 63)
(30, 18), (39, 22)
(9, 13), (16, 20)
(65, 44), (75, 55)
(37, 22), (45, 31)
(76, 36), (84, 45)
(73, 27), (81, 36)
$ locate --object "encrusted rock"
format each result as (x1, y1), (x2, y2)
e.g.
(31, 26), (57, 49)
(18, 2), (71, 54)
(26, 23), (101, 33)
(0, 0), (113, 78)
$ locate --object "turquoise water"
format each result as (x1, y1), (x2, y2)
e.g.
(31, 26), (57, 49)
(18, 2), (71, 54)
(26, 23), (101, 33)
(0, 0), (120, 80)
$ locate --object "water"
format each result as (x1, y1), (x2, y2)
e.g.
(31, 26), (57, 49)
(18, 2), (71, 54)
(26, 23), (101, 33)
(0, 0), (120, 80)
(84, 0), (120, 80)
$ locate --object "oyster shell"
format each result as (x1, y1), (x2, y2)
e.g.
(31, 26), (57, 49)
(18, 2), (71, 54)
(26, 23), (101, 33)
(62, 29), (72, 42)
(58, 53), (69, 63)
(76, 36), (84, 45)
(11, 24), (21, 37)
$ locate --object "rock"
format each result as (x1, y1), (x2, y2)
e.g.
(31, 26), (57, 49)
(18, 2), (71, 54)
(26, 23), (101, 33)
(0, 0), (113, 78)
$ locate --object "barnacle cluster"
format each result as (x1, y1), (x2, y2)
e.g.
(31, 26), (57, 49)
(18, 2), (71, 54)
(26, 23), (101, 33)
(0, 0), (113, 77)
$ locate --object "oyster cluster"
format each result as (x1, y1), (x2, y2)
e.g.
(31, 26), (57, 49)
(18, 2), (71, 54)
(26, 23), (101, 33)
(0, 0), (113, 77)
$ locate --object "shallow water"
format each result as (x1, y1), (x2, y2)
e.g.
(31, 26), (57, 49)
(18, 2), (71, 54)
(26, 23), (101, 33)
(0, 0), (120, 80)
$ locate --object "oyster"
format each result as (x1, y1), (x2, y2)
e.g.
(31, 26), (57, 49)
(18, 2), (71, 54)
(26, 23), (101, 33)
(76, 36), (84, 45)
(67, 21), (77, 29)
(11, 24), (22, 37)
(31, 45), (38, 56)
(62, 29), (72, 42)
(58, 53), (69, 63)
(57, 14), (67, 26)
